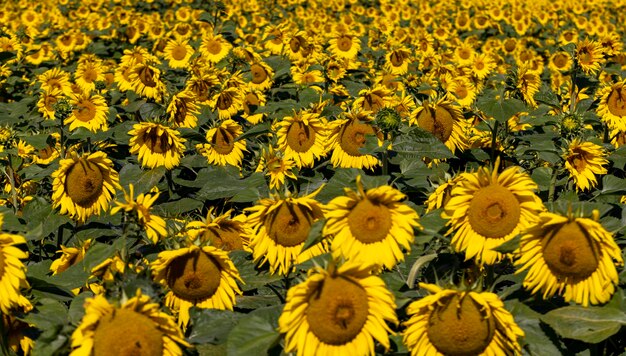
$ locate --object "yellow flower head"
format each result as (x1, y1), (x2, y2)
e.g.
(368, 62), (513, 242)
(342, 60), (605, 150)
(0, 233), (32, 314)
(129, 122), (186, 170)
(563, 139), (608, 191)
(111, 184), (167, 244)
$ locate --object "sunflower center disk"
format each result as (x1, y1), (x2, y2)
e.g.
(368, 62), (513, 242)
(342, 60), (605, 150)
(138, 66), (156, 88)
(171, 45), (187, 61)
(145, 127), (172, 154)
(337, 36), (353, 52)
(340, 120), (375, 156)
(306, 276), (369, 345)
(212, 128), (235, 155)
(428, 295), (495, 356)
(202, 227), (243, 251)
(268, 203), (313, 247)
(542, 222), (599, 281)
(65, 159), (104, 208)
(348, 198), (392, 244)
(167, 251), (222, 302)
(468, 184), (521, 239)
(607, 87), (626, 117)
(250, 64), (268, 84)
(286, 122), (316, 153)
(416, 106), (454, 143)
(74, 100), (97, 122)
(206, 40), (222, 55)
(92, 308), (163, 356)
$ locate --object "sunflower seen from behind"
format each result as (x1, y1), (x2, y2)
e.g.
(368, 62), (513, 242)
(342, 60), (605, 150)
(563, 139), (608, 191)
(52, 151), (121, 222)
(324, 176), (420, 270)
(515, 211), (623, 307)
(403, 283), (524, 356)
(410, 97), (470, 154)
(151, 244), (243, 328)
(129, 122), (186, 170)
(245, 191), (327, 275)
(278, 261), (397, 356)
(276, 110), (327, 168)
(70, 290), (188, 356)
(443, 160), (544, 265)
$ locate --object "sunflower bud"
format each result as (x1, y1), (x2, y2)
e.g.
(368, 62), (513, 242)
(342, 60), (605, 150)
(53, 98), (73, 121)
(375, 107), (402, 134)
(560, 114), (583, 135)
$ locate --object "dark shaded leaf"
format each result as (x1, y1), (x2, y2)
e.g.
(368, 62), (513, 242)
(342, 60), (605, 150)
(540, 305), (626, 343)
(226, 315), (280, 356)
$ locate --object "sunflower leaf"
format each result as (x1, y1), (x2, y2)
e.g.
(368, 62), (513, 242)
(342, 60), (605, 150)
(301, 219), (325, 252)
(188, 308), (243, 345)
(493, 234), (522, 253)
(540, 305), (626, 343)
(226, 314), (281, 356)
(477, 90), (527, 123)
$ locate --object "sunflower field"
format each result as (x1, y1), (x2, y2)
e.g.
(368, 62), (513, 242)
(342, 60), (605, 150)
(1, 0), (626, 355)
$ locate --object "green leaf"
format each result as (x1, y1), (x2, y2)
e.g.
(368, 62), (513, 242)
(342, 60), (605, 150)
(493, 234), (522, 253)
(118, 164), (166, 194)
(477, 91), (527, 123)
(230, 251), (281, 291)
(68, 292), (94, 325)
(301, 219), (325, 252)
(188, 308), (243, 345)
(393, 127), (454, 159)
(506, 301), (561, 356)
(540, 305), (626, 343)
(226, 315), (280, 356)
(20, 133), (52, 149)
(139, 102), (164, 120)
(22, 198), (71, 241)
(609, 145), (626, 170)
(236, 121), (271, 142)
(598, 175), (626, 195)
(153, 197), (203, 216)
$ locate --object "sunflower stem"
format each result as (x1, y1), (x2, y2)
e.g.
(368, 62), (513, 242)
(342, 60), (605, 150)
(490, 121), (499, 166)
(267, 283), (285, 304)
(548, 167), (558, 204)
(4, 156), (19, 213)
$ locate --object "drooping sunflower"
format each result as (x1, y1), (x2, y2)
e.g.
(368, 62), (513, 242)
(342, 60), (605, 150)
(278, 261), (398, 356)
(65, 91), (109, 132)
(403, 283), (524, 356)
(70, 290), (188, 355)
(37, 89), (64, 120)
(186, 208), (250, 251)
(245, 191), (327, 275)
(151, 245), (243, 328)
(52, 152), (121, 222)
(385, 47), (412, 75)
(353, 85), (393, 114)
(32, 132), (61, 165)
(247, 60), (274, 91)
(563, 139), (608, 191)
(111, 184), (167, 244)
(167, 90), (200, 129)
(255, 145), (297, 190)
(443, 161), (544, 265)
(276, 110), (327, 168)
(0, 232), (32, 314)
(129, 62), (166, 102)
(129, 122), (186, 170)
(515, 211), (623, 307)
(596, 79), (626, 131)
(327, 109), (381, 170)
(210, 86), (243, 120)
(410, 97), (470, 154)
(163, 38), (194, 69)
(196, 119), (246, 167)
(324, 176), (420, 270)
(50, 239), (92, 275)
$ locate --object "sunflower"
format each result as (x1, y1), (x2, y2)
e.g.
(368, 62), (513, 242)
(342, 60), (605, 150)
(443, 161), (544, 265)
(597, 79), (626, 131)
(38, 68), (72, 95)
(50, 239), (92, 275)
(410, 97), (470, 154)
(32, 132), (61, 165)
(276, 110), (327, 168)
(186, 208), (250, 251)
(515, 63), (541, 108)
(3, 315), (34, 356)
(256, 146), (297, 190)
(447, 76), (476, 108)
(241, 87), (267, 124)
(151, 245), (243, 327)
(328, 32), (361, 60)
(37, 89), (64, 120)
(196, 119), (246, 167)
(167, 90), (200, 129)
(425, 175), (465, 213)
(515, 211), (623, 307)
(278, 261), (398, 356)
(163, 38), (194, 69)
(129, 122), (186, 170)
(324, 176), (420, 270)
(385, 47), (411, 75)
(210, 86), (243, 120)
(245, 191), (327, 275)
(0, 232), (32, 314)
(129, 62), (166, 102)
(353, 85), (393, 114)
(470, 53), (496, 80)
(75, 60), (105, 94)
(403, 283), (524, 356)
(199, 33), (232, 63)
(576, 39), (605, 75)
(70, 290), (188, 355)
(563, 139), (608, 191)
(65, 91), (109, 132)
(548, 51), (573, 73)
(111, 184), (167, 244)
(247, 60), (274, 91)
(327, 109), (381, 170)
(52, 152), (121, 222)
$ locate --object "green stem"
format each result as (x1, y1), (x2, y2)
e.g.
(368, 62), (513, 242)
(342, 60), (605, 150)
(548, 167), (558, 204)
(490, 121), (499, 165)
